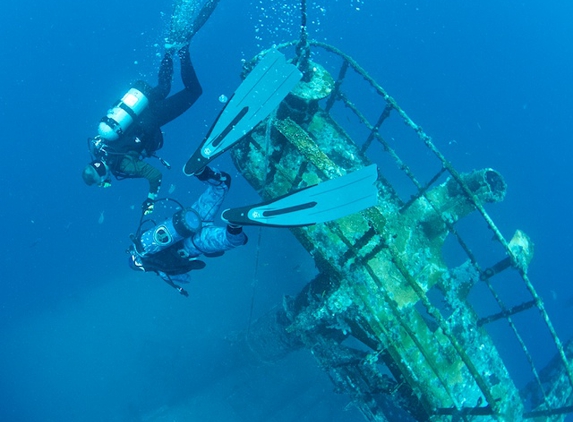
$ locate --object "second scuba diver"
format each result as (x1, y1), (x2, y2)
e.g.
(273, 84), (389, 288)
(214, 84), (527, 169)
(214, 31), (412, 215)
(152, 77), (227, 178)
(82, 43), (202, 215)
(128, 166), (247, 297)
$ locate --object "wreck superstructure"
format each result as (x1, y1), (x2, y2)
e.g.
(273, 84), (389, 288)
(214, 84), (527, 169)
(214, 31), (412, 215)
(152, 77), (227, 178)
(224, 5), (573, 422)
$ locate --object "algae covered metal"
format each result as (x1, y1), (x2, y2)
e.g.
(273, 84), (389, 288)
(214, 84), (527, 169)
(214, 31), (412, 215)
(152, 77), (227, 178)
(228, 8), (573, 421)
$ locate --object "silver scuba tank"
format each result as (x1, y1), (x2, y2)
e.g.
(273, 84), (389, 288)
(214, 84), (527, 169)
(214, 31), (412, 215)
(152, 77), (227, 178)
(98, 80), (152, 141)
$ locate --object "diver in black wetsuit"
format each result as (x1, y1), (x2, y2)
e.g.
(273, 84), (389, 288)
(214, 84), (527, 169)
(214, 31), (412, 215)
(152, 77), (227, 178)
(82, 44), (202, 215)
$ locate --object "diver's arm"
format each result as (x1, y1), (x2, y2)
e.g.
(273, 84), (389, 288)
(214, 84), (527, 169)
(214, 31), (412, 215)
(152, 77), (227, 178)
(138, 162), (162, 198)
(157, 271), (189, 297)
(117, 155), (162, 198)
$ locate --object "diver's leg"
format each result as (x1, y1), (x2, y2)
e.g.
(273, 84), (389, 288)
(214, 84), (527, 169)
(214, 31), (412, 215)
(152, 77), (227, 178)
(185, 225), (247, 256)
(184, 169), (246, 255)
(152, 46), (202, 127)
(190, 169), (230, 222)
(179, 45), (201, 92)
(149, 53), (174, 102)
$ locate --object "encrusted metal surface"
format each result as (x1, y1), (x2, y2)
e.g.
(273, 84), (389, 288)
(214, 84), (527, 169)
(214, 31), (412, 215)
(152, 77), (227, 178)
(231, 43), (573, 421)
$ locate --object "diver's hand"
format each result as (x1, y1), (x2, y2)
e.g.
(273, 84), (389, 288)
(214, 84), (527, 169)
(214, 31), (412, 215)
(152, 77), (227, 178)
(142, 198), (154, 215)
(177, 287), (189, 297)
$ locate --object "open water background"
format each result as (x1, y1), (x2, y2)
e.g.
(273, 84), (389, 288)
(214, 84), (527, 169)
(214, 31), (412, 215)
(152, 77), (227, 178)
(1, 1), (572, 420)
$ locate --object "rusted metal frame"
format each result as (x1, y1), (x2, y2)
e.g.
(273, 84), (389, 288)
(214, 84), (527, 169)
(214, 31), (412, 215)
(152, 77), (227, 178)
(438, 154), (571, 394)
(481, 279), (548, 403)
(249, 40), (400, 111)
(337, 91), (422, 191)
(361, 104), (394, 155)
(400, 166), (447, 213)
(339, 226), (378, 266)
(359, 240), (389, 266)
(249, 41), (393, 110)
(325, 60), (349, 114)
(308, 41), (402, 110)
(477, 300), (537, 327)
(524, 405), (573, 418)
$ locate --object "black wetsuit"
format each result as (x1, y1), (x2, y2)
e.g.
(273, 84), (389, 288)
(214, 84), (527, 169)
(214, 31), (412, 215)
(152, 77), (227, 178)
(106, 45), (202, 197)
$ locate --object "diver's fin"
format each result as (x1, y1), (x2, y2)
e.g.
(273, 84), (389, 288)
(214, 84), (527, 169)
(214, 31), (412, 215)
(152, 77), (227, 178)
(221, 165), (379, 227)
(184, 49), (302, 175)
(168, 0), (221, 47)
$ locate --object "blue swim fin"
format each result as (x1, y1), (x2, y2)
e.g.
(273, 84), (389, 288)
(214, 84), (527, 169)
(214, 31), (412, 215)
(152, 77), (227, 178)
(184, 49), (302, 176)
(221, 165), (379, 227)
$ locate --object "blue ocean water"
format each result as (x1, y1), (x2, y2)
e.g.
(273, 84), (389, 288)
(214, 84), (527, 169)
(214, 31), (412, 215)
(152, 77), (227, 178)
(1, 1), (572, 421)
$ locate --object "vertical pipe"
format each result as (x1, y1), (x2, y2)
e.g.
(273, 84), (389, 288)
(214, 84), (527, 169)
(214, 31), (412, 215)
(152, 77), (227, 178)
(295, 0), (312, 81)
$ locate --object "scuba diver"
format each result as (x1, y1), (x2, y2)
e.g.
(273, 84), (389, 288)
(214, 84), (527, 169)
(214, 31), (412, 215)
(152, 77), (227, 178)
(128, 166), (247, 296)
(82, 43), (202, 215)
(127, 49), (379, 296)
(128, 162), (379, 297)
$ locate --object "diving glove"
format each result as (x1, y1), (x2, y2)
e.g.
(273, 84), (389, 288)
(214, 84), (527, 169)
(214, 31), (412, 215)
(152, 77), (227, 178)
(142, 198), (155, 215)
(177, 287), (189, 297)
